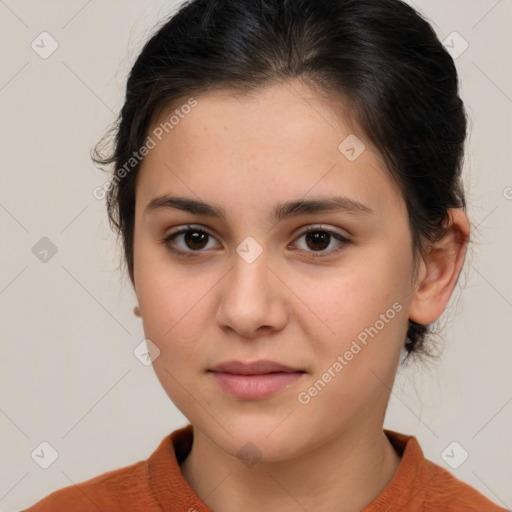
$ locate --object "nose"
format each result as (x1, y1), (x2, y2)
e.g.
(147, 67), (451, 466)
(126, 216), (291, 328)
(215, 252), (288, 339)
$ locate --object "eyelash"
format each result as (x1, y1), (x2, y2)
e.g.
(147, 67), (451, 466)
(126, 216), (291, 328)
(161, 224), (351, 259)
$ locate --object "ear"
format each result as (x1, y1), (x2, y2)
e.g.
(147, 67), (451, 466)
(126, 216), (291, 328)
(409, 209), (470, 325)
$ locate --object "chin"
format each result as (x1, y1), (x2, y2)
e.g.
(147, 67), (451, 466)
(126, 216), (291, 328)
(192, 411), (318, 465)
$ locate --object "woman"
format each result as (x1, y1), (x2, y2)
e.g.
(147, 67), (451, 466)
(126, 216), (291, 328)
(23, 0), (507, 510)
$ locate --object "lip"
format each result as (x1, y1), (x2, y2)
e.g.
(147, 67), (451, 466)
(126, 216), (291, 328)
(210, 359), (302, 375)
(209, 360), (305, 400)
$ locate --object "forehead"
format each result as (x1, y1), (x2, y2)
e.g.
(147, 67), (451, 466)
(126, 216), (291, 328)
(150, 81), (358, 160)
(136, 81), (404, 221)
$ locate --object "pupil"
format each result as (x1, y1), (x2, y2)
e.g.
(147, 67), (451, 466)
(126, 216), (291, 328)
(186, 231), (208, 250)
(306, 231), (329, 251)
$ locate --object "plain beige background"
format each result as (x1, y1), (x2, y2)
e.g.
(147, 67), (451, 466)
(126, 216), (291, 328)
(1, 1), (511, 510)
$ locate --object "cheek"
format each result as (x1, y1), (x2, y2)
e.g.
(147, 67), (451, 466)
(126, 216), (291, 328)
(134, 237), (203, 332)
(134, 262), (222, 427)
(295, 273), (407, 419)
(138, 269), (206, 350)
(134, 249), (187, 346)
(305, 258), (410, 344)
(136, 263), (209, 408)
(296, 250), (411, 404)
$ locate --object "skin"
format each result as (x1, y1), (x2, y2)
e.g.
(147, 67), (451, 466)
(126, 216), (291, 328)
(131, 79), (470, 512)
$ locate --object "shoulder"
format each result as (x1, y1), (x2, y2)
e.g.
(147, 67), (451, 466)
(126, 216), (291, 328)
(379, 431), (507, 512)
(21, 426), (191, 512)
(421, 458), (507, 511)
(21, 459), (158, 512)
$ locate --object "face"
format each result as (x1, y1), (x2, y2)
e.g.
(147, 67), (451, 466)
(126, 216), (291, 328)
(132, 80), (417, 462)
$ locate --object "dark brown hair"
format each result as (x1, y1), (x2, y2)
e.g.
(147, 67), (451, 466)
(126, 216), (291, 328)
(93, 0), (467, 360)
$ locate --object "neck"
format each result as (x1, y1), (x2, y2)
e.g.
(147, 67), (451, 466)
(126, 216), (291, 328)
(180, 421), (401, 512)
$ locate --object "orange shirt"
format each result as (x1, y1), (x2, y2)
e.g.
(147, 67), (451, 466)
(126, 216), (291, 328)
(22, 424), (507, 511)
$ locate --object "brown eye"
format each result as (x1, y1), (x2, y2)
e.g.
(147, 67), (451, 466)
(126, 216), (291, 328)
(304, 231), (331, 251)
(292, 227), (351, 258)
(162, 225), (220, 255)
(181, 230), (209, 250)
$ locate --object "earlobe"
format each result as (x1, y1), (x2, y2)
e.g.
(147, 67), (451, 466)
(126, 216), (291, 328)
(409, 209), (470, 326)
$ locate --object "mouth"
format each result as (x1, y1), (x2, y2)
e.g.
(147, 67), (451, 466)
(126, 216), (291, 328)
(208, 360), (306, 400)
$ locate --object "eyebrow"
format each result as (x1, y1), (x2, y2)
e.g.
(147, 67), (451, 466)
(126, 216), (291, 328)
(144, 194), (373, 223)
